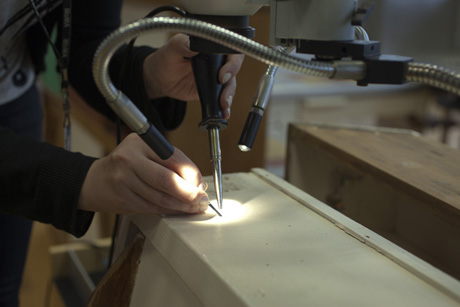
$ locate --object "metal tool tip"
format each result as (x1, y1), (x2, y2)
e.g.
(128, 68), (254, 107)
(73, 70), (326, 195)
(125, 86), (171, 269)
(217, 198), (223, 210)
(209, 203), (222, 217)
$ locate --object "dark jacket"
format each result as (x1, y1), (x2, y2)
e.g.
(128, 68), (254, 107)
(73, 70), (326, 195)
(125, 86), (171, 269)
(0, 0), (186, 237)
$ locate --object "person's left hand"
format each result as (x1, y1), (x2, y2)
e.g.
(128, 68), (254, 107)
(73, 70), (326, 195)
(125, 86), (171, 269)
(142, 33), (244, 119)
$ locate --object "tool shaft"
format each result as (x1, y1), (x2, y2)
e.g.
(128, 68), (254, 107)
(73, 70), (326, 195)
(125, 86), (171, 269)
(191, 53), (226, 210)
(208, 127), (223, 209)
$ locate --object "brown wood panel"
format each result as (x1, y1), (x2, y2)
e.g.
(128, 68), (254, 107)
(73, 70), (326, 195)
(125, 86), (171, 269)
(287, 124), (460, 227)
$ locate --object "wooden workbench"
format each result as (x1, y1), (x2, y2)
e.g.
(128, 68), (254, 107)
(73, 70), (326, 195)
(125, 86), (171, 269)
(286, 123), (460, 281)
(90, 169), (460, 306)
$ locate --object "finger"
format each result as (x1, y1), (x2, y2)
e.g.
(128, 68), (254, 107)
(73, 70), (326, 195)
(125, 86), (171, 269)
(219, 54), (244, 84)
(165, 148), (205, 187)
(119, 188), (192, 215)
(133, 146), (208, 207)
(115, 184), (186, 215)
(146, 146), (205, 190)
(129, 133), (206, 194)
(168, 33), (198, 59)
(135, 157), (206, 201)
(118, 170), (209, 214)
(220, 77), (236, 119)
(129, 175), (208, 214)
(80, 157), (188, 215)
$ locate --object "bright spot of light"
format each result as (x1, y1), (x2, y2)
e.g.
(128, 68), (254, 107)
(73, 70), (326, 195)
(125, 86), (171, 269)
(238, 144), (251, 152)
(205, 199), (247, 223)
(171, 165), (205, 195)
(178, 165), (201, 186)
(171, 173), (196, 195)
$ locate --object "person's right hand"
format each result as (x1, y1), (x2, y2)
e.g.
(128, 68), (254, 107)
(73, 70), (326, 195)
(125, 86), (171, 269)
(77, 133), (209, 215)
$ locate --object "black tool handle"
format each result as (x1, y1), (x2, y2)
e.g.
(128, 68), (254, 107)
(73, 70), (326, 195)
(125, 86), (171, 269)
(191, 53), (228, 130)
(140, 124), (174, 160)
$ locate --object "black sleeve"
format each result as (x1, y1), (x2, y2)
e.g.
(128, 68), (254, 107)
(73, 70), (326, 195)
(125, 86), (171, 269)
(0, 127), (96, 237)
(67, 0), (186, 131)
(3, 1), (187, 237)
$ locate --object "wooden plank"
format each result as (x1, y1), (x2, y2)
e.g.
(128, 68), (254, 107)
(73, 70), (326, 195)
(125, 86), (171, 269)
(285, 124), (460, 280)
(252, 168), (460, 301)
(127, 170), (460, 306)
(286, 123), (460, 227)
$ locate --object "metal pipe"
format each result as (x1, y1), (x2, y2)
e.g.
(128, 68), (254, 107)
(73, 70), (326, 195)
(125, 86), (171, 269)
(94, 16), (460, 117)
(93, 16), (367, 97)
(405, 62), (460, 96)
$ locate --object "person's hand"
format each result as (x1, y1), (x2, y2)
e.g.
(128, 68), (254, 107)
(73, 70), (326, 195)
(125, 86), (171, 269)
(143, 33), (244, 119)
(78, 133), (209, 215)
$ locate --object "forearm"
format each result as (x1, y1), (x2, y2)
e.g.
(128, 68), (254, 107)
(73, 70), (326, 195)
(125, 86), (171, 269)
(0, 127), (96, 237)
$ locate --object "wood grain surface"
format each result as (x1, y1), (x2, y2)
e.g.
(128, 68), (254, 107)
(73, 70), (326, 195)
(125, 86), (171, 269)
(287, 124), (460, 227)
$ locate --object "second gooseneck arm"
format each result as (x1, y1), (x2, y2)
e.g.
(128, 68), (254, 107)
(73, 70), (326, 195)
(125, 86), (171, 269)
(94, 16), (460, 109)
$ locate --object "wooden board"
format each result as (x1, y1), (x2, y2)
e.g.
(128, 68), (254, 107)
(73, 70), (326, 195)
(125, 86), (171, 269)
(286, 124), (460, 226)
(119, 169), (460, 306)
(285, 124), (460, 279)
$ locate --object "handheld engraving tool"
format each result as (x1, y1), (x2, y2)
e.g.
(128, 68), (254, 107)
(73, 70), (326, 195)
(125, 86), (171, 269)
(191, 53), (227, 209)
(189, 15), (255, 210)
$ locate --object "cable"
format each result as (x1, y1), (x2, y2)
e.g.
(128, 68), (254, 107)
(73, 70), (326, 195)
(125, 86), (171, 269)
(28, 0), (62, 60)
(30, 0), (121, 270)
(29, 0), (72, 150)
(354, 26), (370, 41)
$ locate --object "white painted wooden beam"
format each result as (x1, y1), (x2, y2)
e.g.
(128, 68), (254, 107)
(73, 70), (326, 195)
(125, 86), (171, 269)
(123, 169), (460, 306)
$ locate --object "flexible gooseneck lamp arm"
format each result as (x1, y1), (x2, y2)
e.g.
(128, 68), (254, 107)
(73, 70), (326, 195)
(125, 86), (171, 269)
(92, 16), (460, 159)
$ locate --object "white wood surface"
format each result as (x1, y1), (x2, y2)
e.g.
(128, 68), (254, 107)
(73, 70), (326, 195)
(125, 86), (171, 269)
(126, 169), (460, 306)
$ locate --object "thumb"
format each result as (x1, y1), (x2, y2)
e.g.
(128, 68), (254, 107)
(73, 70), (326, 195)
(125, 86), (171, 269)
(168, 33), (198, 58)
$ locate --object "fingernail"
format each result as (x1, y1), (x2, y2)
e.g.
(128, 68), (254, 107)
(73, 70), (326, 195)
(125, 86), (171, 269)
(222, 72), (231, 84)
(227, 95), (233, 107)
(199, 199), (209, 212)
(199, 181), (208, 191)
(200, 196), (209, 207)
(225, 108), (231, 119)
